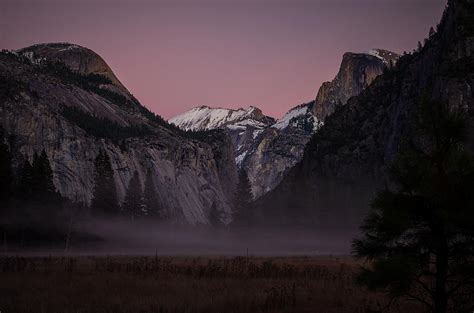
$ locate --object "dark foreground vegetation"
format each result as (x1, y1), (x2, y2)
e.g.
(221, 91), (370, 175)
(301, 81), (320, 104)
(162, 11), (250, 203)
(0, 256), (419, 313)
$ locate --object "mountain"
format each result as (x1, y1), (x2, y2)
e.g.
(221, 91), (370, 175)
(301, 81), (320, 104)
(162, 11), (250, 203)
(241, 102), (321, 197)
(170, 106), (275, 171)
(310, 49), (400, 121)
(257, 0), (474, 230)
(169, 103), (321, 198)
(0, 43), (238, 225)
(170, 105), (275, 132)
(170, 49), (396, 198)
(18, 43), (129, 95)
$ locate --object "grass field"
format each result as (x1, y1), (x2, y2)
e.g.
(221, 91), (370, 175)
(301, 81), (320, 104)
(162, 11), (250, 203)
(0, 255), (420, 313)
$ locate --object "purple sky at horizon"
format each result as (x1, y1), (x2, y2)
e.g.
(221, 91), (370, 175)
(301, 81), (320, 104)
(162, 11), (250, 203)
(2, 0), (446, 119)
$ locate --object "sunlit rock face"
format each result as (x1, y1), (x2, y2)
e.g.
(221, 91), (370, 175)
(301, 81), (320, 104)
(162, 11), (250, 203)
(0, 43), (237, 225)
(311, 49), (399, 121)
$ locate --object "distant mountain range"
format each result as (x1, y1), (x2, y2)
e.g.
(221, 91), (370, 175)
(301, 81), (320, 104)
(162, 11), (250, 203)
(2, 0), (466, 230)
(170, 49), (399, 198)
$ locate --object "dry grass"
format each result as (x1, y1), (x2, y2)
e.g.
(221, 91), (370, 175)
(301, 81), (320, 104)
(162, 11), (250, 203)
(0, 256), (420, 313)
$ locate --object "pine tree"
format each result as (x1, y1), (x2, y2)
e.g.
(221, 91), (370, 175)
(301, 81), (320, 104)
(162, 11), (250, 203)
(232, 169), (254, 226)
(429, 26), (436, 37)
(31, 150), (56, 198)
(18, 159), (34, 197)
(353, 98), (474, 313)
(143, 169), (162, 218)
(90, 149), (119, 215)
(0, 127), (12, 202)
(122, 171), (143, 220)
(208, 201), (222, 227)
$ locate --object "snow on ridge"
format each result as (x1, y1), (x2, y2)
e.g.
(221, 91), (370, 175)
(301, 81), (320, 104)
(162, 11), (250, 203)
(368, 49), (385, 61)
(169, 105), (266, 131)
(272, 105), (309, 130)
(367, 49), (398, 65)
(226, 119), (267, 130)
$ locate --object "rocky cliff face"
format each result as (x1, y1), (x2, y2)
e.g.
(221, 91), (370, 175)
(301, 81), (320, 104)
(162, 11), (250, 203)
(241, 103), (321, 197)
(170, 106), (275, 172)
(18, 43), (129, 96)
(243, 50), (398, 198)
(310, 49), (399, 121)
(258, 0), (474, 229)
(0, 44), (237, 225)
(169, 49), (395, 199)
(170, 103), (321, 198)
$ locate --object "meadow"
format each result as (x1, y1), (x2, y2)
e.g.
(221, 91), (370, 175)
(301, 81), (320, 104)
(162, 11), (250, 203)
(0, 255), (420, 313)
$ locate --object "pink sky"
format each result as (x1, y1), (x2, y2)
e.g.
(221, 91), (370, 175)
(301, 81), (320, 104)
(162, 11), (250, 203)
(1, 0), (446, 119)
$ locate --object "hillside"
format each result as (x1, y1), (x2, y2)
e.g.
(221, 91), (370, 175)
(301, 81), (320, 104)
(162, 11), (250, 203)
(0, 44), (237, 225)
(258, 0), (474, 229)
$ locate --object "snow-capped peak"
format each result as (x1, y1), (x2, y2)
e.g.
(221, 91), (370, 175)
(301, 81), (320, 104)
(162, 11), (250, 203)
(272, 105), (309, 130)
(271, 102), (323, 133)
(169, 105), (274, 131)
(367, 49), (400, 65)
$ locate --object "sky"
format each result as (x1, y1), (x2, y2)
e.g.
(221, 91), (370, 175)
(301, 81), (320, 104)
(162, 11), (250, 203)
(1, 0), (446, 119)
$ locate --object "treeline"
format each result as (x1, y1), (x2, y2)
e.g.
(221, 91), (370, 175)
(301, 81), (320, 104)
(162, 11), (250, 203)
(60, 105), (152, 141)
(0, 49), (177, 133)
(0, 126), (168, 246)
(89, 150), (164, 220)
(0, 128), (74, 245)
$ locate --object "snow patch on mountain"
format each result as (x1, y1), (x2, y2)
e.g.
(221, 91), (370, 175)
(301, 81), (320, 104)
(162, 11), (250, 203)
(169, 106), (269, 131)
(367, 49), (400, 65)
(272, 105), (309, 130)
(272, 104), (322, 133)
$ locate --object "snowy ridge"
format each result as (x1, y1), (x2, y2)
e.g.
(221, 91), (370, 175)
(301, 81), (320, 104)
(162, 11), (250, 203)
(272, 105), (309, 130)
(367, 49), (400, 65)
(272, 104), (322, 133)
(169, 105), (272, 131)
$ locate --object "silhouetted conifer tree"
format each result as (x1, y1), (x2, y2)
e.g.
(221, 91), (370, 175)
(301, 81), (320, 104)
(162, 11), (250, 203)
(90, 149), (119, 215)
(31, 150), (56, 199)
(0, 127), (12, 202)
(143, 169), (162, 218)
(18, 159), (34, 197)
(232, 169), (253, 226)
(122, 171), (143, 219)
(353, 98), (474, 313)
(429, 26), (436, 37)
(417, 41), (423, 51)
(208, 201), (222, 227)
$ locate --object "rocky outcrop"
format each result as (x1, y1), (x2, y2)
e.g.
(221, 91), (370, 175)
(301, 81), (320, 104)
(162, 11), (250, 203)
(0, 44), (237, 225)
(242, 102), (321, 197)
(18, 43), (129, 96)
(258, 0), (474, 229)
(310, 49), (399, 121)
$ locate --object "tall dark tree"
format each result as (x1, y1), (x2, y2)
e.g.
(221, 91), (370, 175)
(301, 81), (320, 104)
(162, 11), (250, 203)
(90, 149), (119, 215)
(17, 159), (34, 197)
(232, 169), (254, 226)
(122, 171), (143, 219)
(353, 98), (474, 313)
(0, 127), (12, 202)
(208, 201), (222, 227)
(143, 169), (163, 218)
(31, 150), (56, 198)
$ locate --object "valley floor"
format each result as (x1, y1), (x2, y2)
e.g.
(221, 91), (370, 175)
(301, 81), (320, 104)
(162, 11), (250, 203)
(0, 255), (420, 313)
